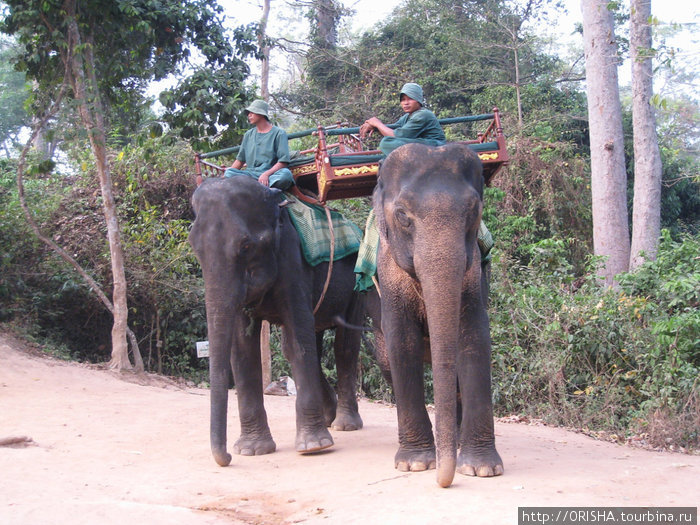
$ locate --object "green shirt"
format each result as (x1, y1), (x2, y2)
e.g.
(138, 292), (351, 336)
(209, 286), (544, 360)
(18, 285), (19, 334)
(392, 108), (446, 143)
(236, 126), (291, 174)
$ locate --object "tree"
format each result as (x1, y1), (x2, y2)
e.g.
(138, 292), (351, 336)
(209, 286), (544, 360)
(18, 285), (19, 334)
(0, 39), (29, 157)
(259, 0), (272, 101)
(629, 0), (662, 269)
(581, 0), (630, 286)
(476, 0), (565, 127)
(2, 0), (256, 368)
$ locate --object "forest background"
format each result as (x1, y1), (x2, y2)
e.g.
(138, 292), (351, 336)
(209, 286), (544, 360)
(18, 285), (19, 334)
(0, 0), (698, 452)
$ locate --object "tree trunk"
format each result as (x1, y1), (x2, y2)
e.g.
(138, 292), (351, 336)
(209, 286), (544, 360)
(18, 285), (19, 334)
(314, 0), (338, 49)
(581, 0), (630, 286)
(259, 0), (271, 101)
(629, 0), (662, 270)
(261, 320), (272, 389)
(31, 116), (55, 161)
(514, 45), (523, 127)
(66, 10), (131, 369)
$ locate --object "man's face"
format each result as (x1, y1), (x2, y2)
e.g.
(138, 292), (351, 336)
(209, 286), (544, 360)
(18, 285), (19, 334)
(400, 94), (421, 113)
(247, 112), (265, 125)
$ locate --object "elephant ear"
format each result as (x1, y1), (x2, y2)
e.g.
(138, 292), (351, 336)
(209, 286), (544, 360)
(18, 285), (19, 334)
(452, 143), (484, 200)
(260, 186), (284, 253)
(372, 173), (389, 242)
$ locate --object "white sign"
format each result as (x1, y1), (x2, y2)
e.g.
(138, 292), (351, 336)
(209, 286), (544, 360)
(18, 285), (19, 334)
(196, 341), (209, 358)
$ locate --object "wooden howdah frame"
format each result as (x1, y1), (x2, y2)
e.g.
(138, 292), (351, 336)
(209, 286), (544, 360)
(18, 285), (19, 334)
(194, 109), (509, 205)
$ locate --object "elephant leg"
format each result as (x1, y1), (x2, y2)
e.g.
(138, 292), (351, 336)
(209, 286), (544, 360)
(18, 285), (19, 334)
(230, 317), (276, 456)
(316, 331), (338, 427)
(383, 301), (435, 472)
(281, 325), (334, 453)
(331, 322), (363, 431)
(456, 293), (503, 477)
(364, 290), (392, 385)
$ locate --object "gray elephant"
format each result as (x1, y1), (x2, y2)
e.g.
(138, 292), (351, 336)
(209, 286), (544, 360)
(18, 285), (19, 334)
(189, 176), (363, 467)
(371, 142), (503, 487)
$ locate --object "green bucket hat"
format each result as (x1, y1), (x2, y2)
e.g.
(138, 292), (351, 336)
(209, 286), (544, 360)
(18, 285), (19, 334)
(399, 83), (424, 105)
(244, 99), (270, 118)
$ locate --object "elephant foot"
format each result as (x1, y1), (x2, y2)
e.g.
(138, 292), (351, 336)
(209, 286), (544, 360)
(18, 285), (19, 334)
(296, 426), (334, 454)
(330, 408), (363, 431)
(321, 378), (338, 428)
(395, 447), (436, 472)
(233, 434), (277, 456)
(322, 399), (338, 428)
(457, 446), (504, 477)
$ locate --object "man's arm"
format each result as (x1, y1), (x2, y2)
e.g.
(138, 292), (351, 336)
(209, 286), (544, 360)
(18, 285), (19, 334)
(360, 117), (395, 139)
(258, 161), (289, 187)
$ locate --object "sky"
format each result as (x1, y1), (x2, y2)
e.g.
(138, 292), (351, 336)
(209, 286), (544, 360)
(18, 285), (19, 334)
(232, 0), (698, 39)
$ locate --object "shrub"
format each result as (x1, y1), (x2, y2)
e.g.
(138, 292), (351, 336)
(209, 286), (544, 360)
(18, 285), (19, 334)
(489, 230), (699, 450)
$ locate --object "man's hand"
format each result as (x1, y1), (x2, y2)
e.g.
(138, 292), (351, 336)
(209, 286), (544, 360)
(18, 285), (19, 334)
(258, 172), (271, 187)
(359, 120), (376, 139)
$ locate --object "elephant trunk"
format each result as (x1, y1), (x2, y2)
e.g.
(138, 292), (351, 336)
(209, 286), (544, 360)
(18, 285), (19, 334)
(417, 245), (466, 488)
(204, 281), (237, 467)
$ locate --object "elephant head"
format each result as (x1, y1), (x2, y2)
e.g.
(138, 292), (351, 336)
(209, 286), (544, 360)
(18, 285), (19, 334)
(374, 143), (487, 487)
(190, 177), (283, 311)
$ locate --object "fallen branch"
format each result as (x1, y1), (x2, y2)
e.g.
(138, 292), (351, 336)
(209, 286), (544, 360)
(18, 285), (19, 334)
(0, 436), (35, 447)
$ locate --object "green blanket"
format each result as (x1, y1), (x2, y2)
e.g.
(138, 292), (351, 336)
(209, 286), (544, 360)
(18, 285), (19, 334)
(353, 210), (495, 292)
(285, 195), (363, 267)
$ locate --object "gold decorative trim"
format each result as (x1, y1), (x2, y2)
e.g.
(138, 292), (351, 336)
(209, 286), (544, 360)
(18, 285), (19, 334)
(291, 163), (318, 176)
(333, 164), (379, 177)
(478, 152), (499, 161)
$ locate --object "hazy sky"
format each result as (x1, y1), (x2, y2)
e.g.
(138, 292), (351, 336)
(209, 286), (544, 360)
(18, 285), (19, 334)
(232, 0), (697, 36)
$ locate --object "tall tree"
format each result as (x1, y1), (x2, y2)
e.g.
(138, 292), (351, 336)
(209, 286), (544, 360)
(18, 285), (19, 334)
(3, 0), (256, 368)
(259, 0), (272, 101)
(478, 0), (565, 127)
(629, 0), (662, 269)
(0, 40), (29, 157)
(581, 0), (630, 285)
(303, 0), (345, 111)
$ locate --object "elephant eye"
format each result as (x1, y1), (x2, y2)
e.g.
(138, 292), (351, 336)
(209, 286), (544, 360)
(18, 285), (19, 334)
(395, 208), (412, 228)
(239, 238), (251, 255)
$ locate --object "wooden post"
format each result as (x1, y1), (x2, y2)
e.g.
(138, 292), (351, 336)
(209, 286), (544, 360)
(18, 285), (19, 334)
(260, 320), (272, 390)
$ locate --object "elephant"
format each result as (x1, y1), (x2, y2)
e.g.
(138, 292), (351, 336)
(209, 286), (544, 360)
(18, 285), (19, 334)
(370, 142), (503, 487)
(188, 176), (363, 467)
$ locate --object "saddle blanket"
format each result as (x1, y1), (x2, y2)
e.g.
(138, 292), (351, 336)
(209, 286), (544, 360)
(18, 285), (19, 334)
(285, 195), (363, 267)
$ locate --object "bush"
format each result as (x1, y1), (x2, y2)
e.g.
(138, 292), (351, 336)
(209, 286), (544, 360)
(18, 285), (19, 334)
(489, 230), (699, 450)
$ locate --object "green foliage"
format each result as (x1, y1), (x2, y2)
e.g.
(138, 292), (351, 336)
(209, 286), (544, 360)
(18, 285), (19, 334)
(0, 156), (71, 322)
(489, 230), (699, 450)
(1, 0), (259, 147)
(158, 23), (260, 150)
(1, 135), (208, 379)
(485, 135), (592, 270)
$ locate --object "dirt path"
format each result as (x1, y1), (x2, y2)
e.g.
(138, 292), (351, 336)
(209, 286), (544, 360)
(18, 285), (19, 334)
(1, 332), (698, 525)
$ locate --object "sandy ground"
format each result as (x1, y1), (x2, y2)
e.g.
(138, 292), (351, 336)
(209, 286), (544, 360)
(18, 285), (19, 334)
(1, 332), (698, 525)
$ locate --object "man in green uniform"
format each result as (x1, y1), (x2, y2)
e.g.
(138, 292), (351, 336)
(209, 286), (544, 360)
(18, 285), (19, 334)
(359, 82), (446, 156)
(224, 99), (294, 190)
(353, 83), (494, 292)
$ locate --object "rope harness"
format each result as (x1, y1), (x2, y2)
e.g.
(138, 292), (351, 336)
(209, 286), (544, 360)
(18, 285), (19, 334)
(313, 204), (335, 314)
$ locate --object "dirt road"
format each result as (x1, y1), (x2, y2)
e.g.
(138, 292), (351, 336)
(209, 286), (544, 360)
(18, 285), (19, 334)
(1, 332), (698, 524)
